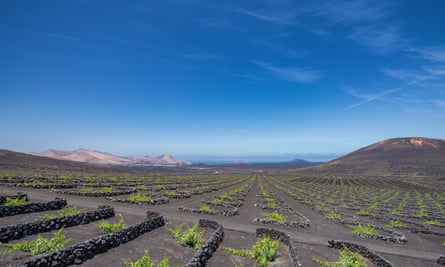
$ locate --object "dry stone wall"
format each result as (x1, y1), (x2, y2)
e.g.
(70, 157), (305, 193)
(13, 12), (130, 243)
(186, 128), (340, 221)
(0, 205), (115, 243)
(17, 211), (165, 267)
(0, 198), (66, 217)
(256, 228), (303, 267)
(184, 219), (224, 267)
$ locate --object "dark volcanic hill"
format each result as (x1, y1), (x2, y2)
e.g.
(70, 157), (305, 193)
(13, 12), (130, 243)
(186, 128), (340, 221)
(0, 149), (128, 174)
(301, 137), (445, 176)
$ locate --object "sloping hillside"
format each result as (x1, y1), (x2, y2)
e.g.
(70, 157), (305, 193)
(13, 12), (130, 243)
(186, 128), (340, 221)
(0, 149), (131, 175)
(299, 137), (445, 176)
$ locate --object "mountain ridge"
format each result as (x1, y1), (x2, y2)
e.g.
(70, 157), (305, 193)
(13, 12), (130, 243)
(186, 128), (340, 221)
(36, 149), (191, 166)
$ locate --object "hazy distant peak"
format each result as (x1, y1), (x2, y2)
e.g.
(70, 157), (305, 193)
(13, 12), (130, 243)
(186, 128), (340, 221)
(36, 149), (191, 166)
(157, 154), (173, 159)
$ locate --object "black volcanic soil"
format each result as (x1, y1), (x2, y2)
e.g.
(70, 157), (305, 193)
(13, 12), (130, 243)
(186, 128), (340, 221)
(1, 176), (443, 267)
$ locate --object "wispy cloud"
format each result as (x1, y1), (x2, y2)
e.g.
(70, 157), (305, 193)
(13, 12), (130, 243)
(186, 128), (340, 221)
(197, 18), (243, 31)
(233, 8), (298, 25)
(345, 77), (428, 109)
(30, 32), (99, 49)
(311, 1), (408, 55)
(347, 25), (403, 54)
(37, 32), (85, 42)
(432, 100), (445, 108)
(407, 46), (445, 63)
(315, 0), (392, 24)
(382, 65), (445, 83)
(424, 66), (445, 76)
(345, 87), (403, 109)
(381, 68), (432, 82)
(181, 51), (222, 61)
(222, 69), (266, 82)
(254, 61), (321, 83)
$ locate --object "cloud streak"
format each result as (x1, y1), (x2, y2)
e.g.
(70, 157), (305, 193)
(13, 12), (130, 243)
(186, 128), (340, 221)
(345, 87), (403, 110)
(315, 0), (392, 24)
(408, 46), (445, 63)
(30, 31), (100, 49)
(345, 77), (429, 109)
(233, 8), (298, 25)
(222, 69), (267, 82)
(347, 25), (403, 54)
(254, 61), (321, 83)
(381, 68), (433, 82)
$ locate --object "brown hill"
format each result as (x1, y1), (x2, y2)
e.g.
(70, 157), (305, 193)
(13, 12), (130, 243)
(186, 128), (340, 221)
(36, 149), (191, 166)
(39, 149), (130, 165)
(301, 137), (445, 176)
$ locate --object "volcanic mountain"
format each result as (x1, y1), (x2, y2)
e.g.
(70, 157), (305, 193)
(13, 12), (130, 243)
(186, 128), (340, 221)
(36, 149), (191, 166)
(130, 154), (191, 166)
(39, 149), (129, 165)
(303, 137), (445, 176)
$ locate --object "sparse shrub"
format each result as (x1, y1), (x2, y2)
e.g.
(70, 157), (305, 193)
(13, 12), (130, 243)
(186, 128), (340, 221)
(128, 193), (152, 202)
(350, 224), (378, 236)
(40, 205), (84, 220)
(423, 219), (444, 227)
(95, 218), (126, 233)
(313, 247), (365, 267)
(387, 220), (406, 228)
(5, 196), (27, 206)
(223, 236), (280, 267)
(223, 247), (253, 257)
(100, 187), (113, 193)
(136, 184), (147, 190)
(324, 212), (342, 220)
(164, 191), (177, 196)
(199, 204), (212, 211)
(415, 209), (427, 218)
(266, 201), (278, 208)
(265, 197), (278, 207)
(369, 202), (379, 209)
(168, 223), (204, 250)
(221, 192), (231, 199)
(391, 210), (401, 215)
(356, 209), (371, 216)
(0, 228), (70, 256)
(253, 236), (280, 267)
(213, 197), (226, 204)
(79, 188), (93, 193)
(80, 187), (113, 194)
(315, 204), (328, 212)
(23, 181), (45, 187)
(123, 250), (171, 267)
(263, 210), (285, 222)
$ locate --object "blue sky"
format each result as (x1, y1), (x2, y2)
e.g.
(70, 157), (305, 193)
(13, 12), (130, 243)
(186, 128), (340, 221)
(1, 0), (445, 162)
